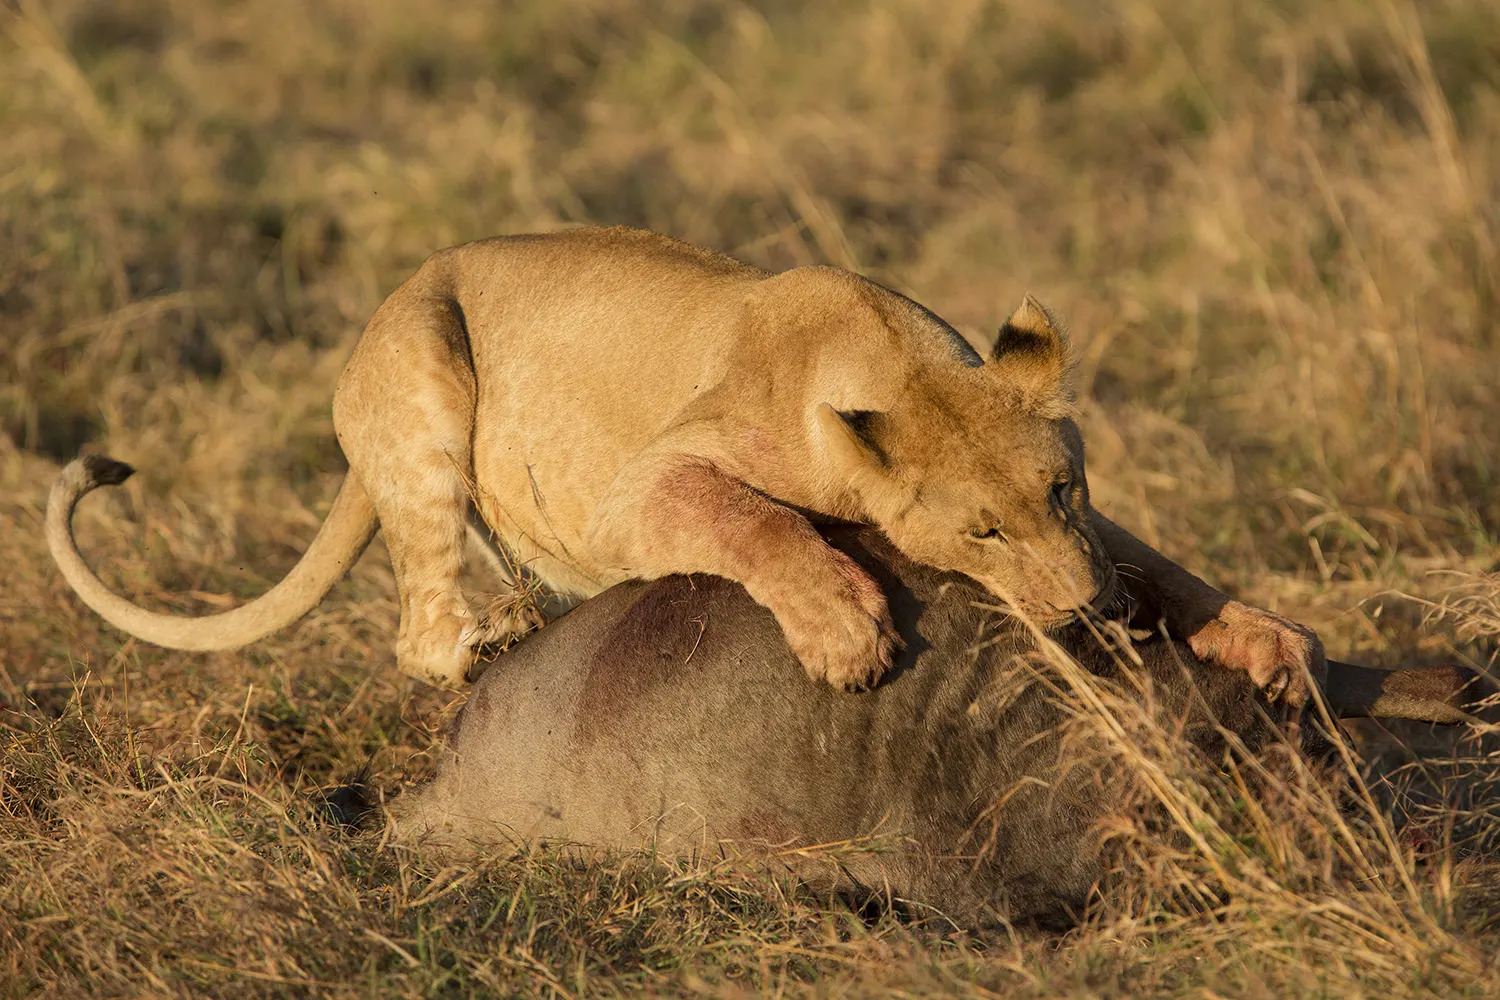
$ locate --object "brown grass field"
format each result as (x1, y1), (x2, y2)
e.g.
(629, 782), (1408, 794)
(3, 0), (1500, 995)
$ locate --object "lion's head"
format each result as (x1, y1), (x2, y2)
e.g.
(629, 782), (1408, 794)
(818, 295), (1115, 624)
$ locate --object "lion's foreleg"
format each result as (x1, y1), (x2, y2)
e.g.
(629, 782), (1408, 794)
(587, 454), (899, 690)
(1088, 510), (1325, 706)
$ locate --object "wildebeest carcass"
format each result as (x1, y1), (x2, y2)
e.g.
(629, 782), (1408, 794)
(392, 528), (1473, 928)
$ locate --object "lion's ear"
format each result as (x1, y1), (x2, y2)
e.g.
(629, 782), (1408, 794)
(989, 294), (1072, 405)
(815, 403), (888, 474)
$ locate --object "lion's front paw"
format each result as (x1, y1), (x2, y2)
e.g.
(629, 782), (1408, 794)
(777, 560), (901, 692)
(460, 597), (547, 681)
(1187, 600), (1326, 706)
(463, 596), (546, 649)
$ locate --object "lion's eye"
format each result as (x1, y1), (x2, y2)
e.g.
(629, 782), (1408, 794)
(970, 526), (1008, 543)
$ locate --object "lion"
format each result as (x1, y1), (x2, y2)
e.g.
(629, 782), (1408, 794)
(46, 226), (1321, 700)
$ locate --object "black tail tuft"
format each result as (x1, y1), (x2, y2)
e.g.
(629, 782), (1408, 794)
(81, 454), (135, 487)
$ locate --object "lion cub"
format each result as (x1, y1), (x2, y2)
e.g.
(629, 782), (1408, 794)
(49, 227), (1315, 701)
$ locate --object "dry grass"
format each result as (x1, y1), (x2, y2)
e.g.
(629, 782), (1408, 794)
(2, 0), (1499, 995)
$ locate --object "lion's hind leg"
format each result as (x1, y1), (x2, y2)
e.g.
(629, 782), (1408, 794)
(333, 285), (495, 688)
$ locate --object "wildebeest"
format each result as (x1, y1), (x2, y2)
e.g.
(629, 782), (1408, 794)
(392, 528), (1472, 928)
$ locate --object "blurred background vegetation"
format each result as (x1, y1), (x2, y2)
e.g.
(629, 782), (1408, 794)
(2, 0), (1499, 995)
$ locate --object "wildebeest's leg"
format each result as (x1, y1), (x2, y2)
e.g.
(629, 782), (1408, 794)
(1323, 660), (1478, 724)
(588, 456), (899, 690)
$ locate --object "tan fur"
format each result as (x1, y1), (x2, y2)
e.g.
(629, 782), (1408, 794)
(46, 226), (1315, 698)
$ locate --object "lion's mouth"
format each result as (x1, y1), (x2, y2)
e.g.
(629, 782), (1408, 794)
(1086, 565), (1121, 619)
(1011, 565), (1122, 631)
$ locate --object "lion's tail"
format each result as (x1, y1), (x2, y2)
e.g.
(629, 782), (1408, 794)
(46, 455), (378, 651)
